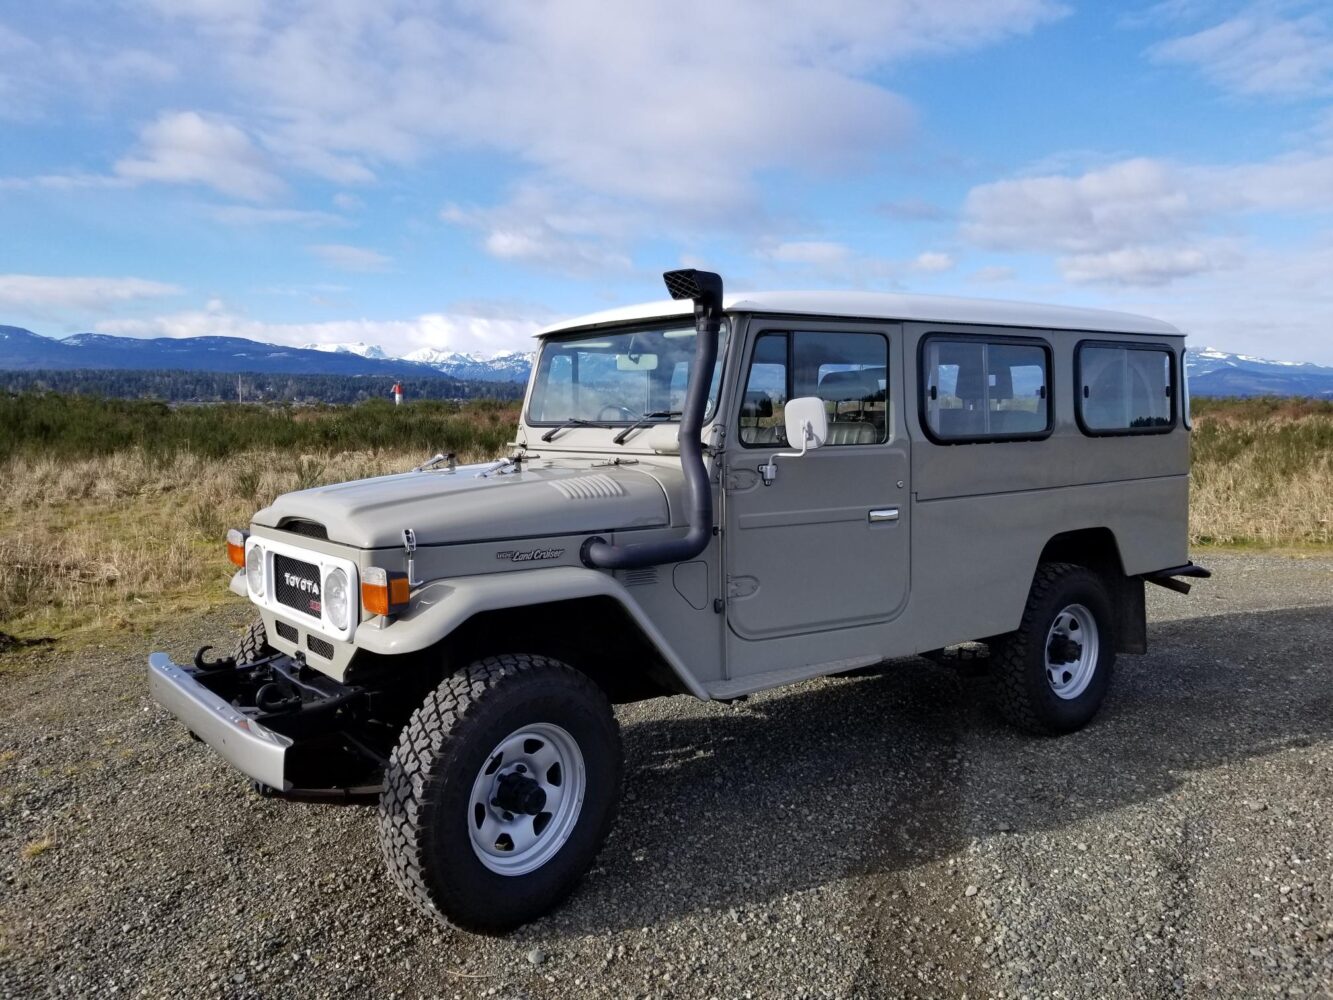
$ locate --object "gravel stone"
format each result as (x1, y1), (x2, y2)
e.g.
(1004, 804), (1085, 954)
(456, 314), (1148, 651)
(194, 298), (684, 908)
(0, 551), (1330, 998)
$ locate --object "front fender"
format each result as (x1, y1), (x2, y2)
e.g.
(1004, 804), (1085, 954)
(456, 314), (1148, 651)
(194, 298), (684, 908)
(352, 566), (709, 699)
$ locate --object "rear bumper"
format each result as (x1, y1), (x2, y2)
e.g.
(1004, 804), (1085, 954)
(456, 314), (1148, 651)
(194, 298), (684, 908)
(148, 652), (292, 790)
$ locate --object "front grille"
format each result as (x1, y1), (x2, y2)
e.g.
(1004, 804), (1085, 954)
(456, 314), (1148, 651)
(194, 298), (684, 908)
(274, 619), (298, 643)
(306, 635), (334, 659)
(273, 553), (322, 618)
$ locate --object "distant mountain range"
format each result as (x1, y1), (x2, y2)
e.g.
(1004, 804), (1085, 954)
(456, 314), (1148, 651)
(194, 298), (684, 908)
(1184, 347), (1333, 398)
(3, 325), (1332, 397)
(0, 326), (529, 382)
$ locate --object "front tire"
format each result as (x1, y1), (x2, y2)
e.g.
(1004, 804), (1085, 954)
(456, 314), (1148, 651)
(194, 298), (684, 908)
(992, 562), (1115, 735)
(377, 654), (622, 933)
(231, 617), (273, 663)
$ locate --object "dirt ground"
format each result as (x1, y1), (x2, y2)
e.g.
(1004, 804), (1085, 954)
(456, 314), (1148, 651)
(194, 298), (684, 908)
(1, 550), (1330, 999)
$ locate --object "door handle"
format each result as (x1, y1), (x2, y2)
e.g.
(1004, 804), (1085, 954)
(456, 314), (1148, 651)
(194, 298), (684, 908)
(868, 507), (900, 523)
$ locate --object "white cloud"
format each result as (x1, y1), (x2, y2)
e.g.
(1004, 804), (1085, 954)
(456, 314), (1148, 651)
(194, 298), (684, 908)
(960, 149), (1333, 286)
(210, 205), (346, 227)
(1151, 6), (1333, 97)
(95, 0), (1063, 262)
(910, 251), (955, 272)
(968, 265), (1016, 283)
(0, 275), (182, 312)
(1113, 234), (1333, 364)
(963, 158), (1194, 255)
(443, 187), (634, 275)
(759, 241), (854, 265)
(93, 305), (543, 356)
(878, 198), (948, 221)
(0, 173), (133, 192)
(115, 111), (283, 201)
(1059, 242), (1239, 286)
(308, 244), (392, 272)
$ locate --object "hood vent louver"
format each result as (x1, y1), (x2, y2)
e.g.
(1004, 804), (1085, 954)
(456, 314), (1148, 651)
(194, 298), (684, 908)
(277, 518), (329, 540)
(549, 474), (626, 501)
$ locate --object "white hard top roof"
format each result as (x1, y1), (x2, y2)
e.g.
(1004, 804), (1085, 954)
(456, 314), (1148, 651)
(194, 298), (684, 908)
(538, 291), (1181, 338)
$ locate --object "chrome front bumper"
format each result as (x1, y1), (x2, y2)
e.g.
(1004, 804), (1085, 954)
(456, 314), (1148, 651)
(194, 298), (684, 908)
(147, 652), (292, 790)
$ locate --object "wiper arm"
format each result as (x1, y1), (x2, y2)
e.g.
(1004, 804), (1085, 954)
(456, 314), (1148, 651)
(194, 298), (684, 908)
(541, 418), (611, 442)
(613, 410), (681, 446)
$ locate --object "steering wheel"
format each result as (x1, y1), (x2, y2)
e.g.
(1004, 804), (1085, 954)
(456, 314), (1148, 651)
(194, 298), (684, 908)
(598, 404), (636, 421)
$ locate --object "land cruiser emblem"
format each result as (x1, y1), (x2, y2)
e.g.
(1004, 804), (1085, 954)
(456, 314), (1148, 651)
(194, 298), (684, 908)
(496, 547), (565, 562)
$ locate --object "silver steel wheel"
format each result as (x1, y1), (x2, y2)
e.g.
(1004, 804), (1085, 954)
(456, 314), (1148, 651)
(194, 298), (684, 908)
(1044, 603), (1099, 700)
(467, 722), (586, 877)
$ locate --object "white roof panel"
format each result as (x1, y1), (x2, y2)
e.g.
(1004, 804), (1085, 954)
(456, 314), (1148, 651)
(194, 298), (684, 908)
(537, 291), (1181, 338)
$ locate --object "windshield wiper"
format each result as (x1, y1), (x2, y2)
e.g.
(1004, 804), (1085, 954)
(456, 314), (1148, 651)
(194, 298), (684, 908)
(541, 418), (612, 442)
(613, 410), (681, 445)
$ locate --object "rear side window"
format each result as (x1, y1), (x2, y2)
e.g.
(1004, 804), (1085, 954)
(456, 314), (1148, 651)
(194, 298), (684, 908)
(921, 336), (1051, 442)
(1076, 343), (1174, 434)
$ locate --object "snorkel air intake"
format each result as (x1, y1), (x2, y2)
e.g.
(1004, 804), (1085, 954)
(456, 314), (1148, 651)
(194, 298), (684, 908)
(581, 269), (723, 571)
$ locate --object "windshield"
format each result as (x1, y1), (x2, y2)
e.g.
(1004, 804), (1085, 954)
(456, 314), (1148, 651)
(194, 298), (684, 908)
(527, 321), (729, 424)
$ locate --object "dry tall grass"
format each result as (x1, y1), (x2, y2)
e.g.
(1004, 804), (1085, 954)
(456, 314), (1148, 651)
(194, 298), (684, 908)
(1, 398), (1328, 642)
(1189, 399), (1333, 546)
(0, 448), (434, 640)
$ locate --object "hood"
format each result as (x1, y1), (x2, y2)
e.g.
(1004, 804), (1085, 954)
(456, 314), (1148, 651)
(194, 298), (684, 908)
(252, 462), (671, 549)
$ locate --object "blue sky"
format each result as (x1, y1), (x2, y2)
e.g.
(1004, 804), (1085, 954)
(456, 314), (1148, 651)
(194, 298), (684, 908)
(3, 0), (1333, 362)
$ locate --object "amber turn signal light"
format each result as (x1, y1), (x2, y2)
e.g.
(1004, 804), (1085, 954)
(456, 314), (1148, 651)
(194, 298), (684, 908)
(226, 528), (248, 567)
(362, 566), (410, 616)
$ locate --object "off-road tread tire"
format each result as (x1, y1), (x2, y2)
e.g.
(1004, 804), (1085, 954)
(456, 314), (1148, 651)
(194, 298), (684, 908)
(992, 562), (1115, 736)
(377, 654), (622, 933)
(231, 618), (272, 664)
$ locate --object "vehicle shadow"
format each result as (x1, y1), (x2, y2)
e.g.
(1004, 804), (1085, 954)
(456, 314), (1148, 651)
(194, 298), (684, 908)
(544, 604), (1333, 936)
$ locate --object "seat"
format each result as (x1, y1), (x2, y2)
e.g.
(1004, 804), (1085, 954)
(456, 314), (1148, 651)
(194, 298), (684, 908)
(823, 422), (878, 445)
(817, 368), (883, 444)
(817, 368), (877, 406)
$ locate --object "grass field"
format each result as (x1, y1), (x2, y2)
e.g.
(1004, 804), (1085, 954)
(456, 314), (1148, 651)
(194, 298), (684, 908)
(0, 394), (1328, 645)
(1189, 397), (1333, 547)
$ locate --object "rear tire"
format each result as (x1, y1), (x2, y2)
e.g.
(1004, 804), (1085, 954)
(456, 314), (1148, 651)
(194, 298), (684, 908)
(231, 617), (273, 664)
(377, 654), (622, 933)
(992, 562), (1115, 735)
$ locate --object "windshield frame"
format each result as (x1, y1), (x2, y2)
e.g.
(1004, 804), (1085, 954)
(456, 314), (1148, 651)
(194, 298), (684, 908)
(524, 318), (730, 428)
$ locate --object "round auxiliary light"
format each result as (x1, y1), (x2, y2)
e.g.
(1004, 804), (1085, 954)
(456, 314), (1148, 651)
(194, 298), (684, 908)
(323, 567), (350, 631)
(246, 544), (266, 597)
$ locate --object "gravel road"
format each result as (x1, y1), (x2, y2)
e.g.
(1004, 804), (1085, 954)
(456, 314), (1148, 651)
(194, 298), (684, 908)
(2, 551), (1331, 999)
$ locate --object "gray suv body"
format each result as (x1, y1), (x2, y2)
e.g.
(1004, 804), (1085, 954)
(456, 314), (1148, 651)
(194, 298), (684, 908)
(149, 270), (1208, 931)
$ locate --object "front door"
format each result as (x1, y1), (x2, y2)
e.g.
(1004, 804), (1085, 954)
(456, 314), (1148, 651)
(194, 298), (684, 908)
(723, 323), (910, 674)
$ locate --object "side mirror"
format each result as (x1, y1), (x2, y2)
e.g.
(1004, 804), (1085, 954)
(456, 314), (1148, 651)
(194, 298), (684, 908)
(783, 396), (827, 451)
(760, 397), (827, 485)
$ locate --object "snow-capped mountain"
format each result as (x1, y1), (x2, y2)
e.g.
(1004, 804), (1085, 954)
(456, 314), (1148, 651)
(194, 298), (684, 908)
(1185, 346), (1333, 398)
(300, 341), (390, 360)
(401, 346), (534, 382)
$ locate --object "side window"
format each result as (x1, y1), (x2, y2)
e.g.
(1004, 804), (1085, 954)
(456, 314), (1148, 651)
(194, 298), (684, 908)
(738, 334), (789, 446)
(740, 331), (889, 447)
(922, 337), (1051, 442)
(1077, 343), (1174, 434)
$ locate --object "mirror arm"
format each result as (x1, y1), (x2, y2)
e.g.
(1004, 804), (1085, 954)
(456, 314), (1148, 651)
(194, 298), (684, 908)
(759, 419), (812, 486)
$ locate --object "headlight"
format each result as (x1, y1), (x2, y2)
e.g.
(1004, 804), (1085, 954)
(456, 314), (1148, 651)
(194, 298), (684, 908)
(246, 544), (266, 597)
(323, 567), (350, 630)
